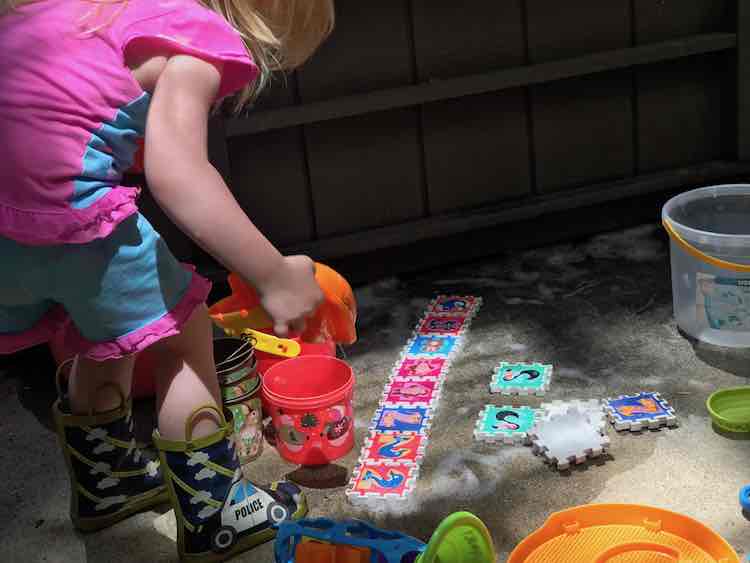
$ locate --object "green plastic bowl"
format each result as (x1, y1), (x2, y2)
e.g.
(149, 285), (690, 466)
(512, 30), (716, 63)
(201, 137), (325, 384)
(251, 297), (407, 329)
(707, 387), (750, 433)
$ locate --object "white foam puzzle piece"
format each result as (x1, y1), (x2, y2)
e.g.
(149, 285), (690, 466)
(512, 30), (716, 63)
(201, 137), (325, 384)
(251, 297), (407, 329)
(530, 406), (610, 470)
(540, 399), (607, 434)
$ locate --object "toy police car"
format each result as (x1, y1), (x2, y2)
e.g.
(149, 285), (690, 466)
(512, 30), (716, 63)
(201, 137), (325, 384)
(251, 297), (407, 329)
(211, 478), (304, 552)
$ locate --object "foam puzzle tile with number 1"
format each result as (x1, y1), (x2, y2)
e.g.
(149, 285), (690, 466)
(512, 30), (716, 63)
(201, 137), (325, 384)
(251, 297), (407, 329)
(370, 405), (433, 435)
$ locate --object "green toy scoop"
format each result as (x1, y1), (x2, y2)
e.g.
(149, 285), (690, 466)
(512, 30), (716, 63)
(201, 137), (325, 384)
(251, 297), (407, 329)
(417, 512), (495, 563)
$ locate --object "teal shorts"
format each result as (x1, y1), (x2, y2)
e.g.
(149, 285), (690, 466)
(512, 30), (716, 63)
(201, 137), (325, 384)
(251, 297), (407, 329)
(0, 213), (211, 360)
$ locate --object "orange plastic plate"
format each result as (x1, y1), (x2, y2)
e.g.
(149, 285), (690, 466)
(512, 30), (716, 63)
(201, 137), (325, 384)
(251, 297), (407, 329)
(508, 504), (739, 563)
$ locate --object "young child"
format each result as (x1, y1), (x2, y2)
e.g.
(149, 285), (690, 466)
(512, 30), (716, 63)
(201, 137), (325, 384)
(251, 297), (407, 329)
(0, 0), (334, 560)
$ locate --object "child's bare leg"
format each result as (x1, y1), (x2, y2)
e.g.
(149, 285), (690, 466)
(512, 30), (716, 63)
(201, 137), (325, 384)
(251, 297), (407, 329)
(69, 354), (136, 414)
(149, 304), (222, 440)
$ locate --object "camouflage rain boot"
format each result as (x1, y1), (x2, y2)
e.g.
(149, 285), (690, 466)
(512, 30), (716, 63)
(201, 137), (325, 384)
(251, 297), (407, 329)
(154, 405), (307, 563)
(52, 376), (168, 532)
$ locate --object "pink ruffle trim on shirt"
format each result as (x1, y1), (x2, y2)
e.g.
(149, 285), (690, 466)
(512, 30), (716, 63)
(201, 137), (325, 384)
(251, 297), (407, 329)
(0, 187), (140, 246)
(63, 266), (213, 361)
(0, 306), (68, 355)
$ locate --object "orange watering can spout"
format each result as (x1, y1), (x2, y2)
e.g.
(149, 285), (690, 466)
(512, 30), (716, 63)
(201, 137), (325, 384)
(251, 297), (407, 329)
(209, 263), (357, 345)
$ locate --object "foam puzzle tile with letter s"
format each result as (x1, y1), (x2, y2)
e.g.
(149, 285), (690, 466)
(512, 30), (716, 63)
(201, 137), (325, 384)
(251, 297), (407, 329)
(490, 362), (553, 396)
(474, 405), (540, 445)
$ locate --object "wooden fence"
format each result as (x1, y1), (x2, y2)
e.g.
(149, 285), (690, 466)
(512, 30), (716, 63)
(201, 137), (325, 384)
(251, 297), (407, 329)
(132, 1), (750, 278)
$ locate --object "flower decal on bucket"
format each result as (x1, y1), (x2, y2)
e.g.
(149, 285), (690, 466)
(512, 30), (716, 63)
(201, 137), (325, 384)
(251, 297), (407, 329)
(301, 413), (319, 429)
(324, 405), (351, 445)
(278, 415), (307, 453)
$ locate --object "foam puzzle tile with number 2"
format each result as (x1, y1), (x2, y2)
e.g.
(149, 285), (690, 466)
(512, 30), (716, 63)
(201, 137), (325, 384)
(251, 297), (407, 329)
(359, 432), (428, 465)
(605, 392), (678, 432)
(346, 461), (419, 503)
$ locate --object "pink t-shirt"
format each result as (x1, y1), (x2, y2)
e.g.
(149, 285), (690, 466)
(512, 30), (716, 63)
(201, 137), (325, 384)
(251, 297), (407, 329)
(0, 0), (258, 245)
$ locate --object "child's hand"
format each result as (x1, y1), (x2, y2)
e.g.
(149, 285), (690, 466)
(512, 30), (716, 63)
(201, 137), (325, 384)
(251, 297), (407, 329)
(257, 255), (323, 337)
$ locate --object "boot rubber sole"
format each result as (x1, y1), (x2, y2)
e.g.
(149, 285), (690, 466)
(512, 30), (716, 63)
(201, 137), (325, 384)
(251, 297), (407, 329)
(72, 486), (170, 533)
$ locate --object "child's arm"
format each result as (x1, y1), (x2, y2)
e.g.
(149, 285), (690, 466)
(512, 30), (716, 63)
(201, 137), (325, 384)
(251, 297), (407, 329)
(143, 55), (322, 336)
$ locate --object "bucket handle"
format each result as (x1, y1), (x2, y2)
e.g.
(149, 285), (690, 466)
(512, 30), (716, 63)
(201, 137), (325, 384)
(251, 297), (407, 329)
(663, 218), (750, 273)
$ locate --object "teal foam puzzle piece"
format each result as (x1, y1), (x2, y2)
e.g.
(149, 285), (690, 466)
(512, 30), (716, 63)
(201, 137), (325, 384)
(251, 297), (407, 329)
(490, 362), (553, 396)
(473, 405), (539, 445)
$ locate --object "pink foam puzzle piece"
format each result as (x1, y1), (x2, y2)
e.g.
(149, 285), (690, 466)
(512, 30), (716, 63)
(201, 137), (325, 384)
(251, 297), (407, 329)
(394, 358), (447, 380)
(383, 379), (441, 406)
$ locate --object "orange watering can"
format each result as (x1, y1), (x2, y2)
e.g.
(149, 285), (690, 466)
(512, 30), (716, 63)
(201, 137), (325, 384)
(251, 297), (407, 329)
(209, 262), (357, 345)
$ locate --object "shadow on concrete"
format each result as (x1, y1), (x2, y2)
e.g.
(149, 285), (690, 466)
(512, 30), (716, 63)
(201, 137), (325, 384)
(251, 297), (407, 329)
(4, 344), (158, 442)
(680, 328), (750, 379)
(286, 463), (350, 489)
(711, 423), (750, 441)
(4, 345), (58, 433)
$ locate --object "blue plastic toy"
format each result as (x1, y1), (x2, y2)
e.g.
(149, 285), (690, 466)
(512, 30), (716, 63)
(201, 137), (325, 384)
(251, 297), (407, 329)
(274, 512), (495, 563)
(740, 484), (750, 512)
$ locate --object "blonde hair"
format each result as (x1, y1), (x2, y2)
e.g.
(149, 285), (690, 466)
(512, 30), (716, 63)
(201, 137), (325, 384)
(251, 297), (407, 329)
(200, 0), (334, 111)
(2, 0), (335, 111)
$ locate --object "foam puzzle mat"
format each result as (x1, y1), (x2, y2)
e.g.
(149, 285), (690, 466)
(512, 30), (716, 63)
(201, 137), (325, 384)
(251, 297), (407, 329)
(346, 295), (481, 504)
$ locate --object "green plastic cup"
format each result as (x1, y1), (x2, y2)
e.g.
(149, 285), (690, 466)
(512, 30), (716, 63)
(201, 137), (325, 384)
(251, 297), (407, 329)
(417, 512), (496, 563)
(707, 387), (750, 433)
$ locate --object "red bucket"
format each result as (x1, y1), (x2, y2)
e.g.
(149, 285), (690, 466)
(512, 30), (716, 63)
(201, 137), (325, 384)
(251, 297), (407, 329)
(255, 330), (335, 377)
(261, 355), (354, 466)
